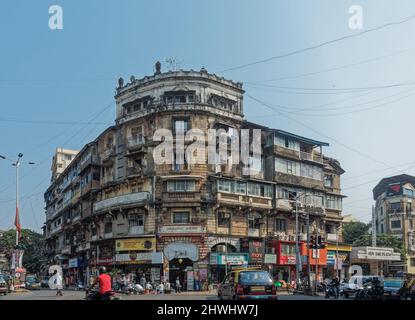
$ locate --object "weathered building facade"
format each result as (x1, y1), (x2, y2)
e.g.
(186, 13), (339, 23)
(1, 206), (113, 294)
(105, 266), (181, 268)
(44, 64), (346, 288)
(373, 174), (415, 275)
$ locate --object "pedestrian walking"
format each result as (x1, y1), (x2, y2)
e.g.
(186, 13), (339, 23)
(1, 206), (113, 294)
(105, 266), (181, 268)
(52, 270), (63, 296)
(140, 274), (147, 288)
(175, 277), (181, 293)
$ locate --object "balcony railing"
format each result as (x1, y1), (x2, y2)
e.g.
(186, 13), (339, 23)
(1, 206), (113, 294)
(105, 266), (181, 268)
(126, 166), (142, 177)
(300, 151), (323, 164)
(80, 155), (100, 171)
(274, 145), (323, 164)
(127, 136), (145, 148)
(93, 192), (151, 213)
(129, 225), (144, 235)
(101, 146), (115, 161)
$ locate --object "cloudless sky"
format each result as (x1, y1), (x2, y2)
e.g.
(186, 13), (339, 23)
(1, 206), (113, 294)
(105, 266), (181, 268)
(1, 0), (415, 232)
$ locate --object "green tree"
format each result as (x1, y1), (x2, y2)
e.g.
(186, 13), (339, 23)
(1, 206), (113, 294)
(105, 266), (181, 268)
(343, 222), (369, 244)
(353, 234), (404, 256)
(0, 229), (45, 274)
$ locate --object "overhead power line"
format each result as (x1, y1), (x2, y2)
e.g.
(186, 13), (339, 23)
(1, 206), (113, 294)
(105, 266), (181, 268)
(248, 47), (415, 83)
(246, 93), (409, 175)
(218, 13), (415, 73)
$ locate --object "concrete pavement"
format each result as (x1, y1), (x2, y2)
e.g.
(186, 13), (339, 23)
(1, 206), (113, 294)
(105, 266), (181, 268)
(0, 289), (333, 300)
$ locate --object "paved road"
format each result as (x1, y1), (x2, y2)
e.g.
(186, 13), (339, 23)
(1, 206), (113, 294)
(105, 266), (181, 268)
(0, 289), (334, 300)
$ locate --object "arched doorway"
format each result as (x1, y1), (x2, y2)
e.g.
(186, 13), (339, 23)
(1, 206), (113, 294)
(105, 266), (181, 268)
(169, 258), (193, 288)
(164, 242), (199, 290)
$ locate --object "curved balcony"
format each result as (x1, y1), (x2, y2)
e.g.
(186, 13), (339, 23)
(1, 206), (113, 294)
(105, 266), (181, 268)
(93, 192), (152, 213)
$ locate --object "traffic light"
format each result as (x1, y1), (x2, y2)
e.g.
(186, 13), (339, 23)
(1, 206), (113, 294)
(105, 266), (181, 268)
(309, 235), (316, 249)
(317, 235), (326, 249)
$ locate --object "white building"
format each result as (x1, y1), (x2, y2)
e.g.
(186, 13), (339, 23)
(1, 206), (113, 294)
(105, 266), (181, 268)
(51, 148), (79, 182)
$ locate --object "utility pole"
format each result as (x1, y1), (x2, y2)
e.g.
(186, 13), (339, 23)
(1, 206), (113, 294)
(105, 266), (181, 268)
(306, 213), (311, 293)
(372, 205), (377, 247)
(0, 153), (34, 291)
(294, 198), (301, 290)
(314, 228), (319, 295)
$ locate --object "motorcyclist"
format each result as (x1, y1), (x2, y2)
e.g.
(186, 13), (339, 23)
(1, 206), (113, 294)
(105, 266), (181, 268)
(330, 277), (340, 298)
(89, 266), (113, 300)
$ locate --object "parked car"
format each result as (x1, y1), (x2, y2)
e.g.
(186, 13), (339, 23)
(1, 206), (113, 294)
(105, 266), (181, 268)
(382, 278), (403, 299)
(218, 268), (277, 300)
(40, 276), (50, 288)
(0, 275), (8, 295)
(25, 275), (41, 290)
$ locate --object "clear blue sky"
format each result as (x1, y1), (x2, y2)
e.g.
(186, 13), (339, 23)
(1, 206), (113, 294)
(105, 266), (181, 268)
(1, 0), (415, 232)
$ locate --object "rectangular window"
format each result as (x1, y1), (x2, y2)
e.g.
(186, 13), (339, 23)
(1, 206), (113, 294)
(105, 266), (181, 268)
(326, 195), (342, 210)
(275, 158), (299, 176)
(247, 182), (273, 198)
(324, 175), (333, 188)
(173, 212), (190, 224)
(248, 216), (260, 229)
(391, 220), (402, 229)
(275, 219), (286, 232)
(131, 126), (144, 143)
(167, 180), (196, 192)
(390, 202), (402, 213)
(173, 119), (189, 133)
(218, 212), (230, 227)
(217, 180), (246, 195)
(104, 222), (112, 234)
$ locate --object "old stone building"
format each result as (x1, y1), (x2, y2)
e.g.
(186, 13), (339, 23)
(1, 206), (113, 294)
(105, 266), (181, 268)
(372, 174), (415, 275)
(44, 63), (346, 288)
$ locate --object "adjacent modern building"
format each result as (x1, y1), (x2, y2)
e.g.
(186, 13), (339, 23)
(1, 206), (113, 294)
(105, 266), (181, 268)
(372, 174), (415, 275)
(44, 63), (346, 288)
(50, 148), (79, 182)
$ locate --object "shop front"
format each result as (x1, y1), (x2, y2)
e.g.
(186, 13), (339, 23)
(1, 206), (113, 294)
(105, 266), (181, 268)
(158, 225), (206, 290)
(209, 252), (249, 283)
(163, 240), (200, 290)
(114, 237), (160, 284)
(115, 252), (163, 284)
(64, 257), (86, 286)
(350, 246), (401, 276)
(324, 244), (352, 280)
(267, 240), (297, 284)
(300, 243), (327, 283)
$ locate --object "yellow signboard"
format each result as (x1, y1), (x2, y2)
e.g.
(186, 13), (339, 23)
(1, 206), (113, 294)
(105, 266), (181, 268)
(326, 244), (352, 252)
(115, 238), (156, 252)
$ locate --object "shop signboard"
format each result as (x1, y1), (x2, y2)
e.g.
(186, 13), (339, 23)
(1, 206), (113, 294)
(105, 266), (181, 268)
(210, 253), (248, 266)
(351, 246), (401, 261)
(115, 237), (156, 252)
(76, 242), (91, 252)
(240, 238), (264, 264)
(279, 255), (296, 265)
(264, 253), (277, 264)
(158, 225), (206, 234)
(115, 252), (163, 264)
(68, 258), (79, 268)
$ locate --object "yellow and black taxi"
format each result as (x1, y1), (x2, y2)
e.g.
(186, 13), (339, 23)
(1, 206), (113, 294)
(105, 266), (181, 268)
(218, 268), (277, 300)
(0, 274), (8, 295)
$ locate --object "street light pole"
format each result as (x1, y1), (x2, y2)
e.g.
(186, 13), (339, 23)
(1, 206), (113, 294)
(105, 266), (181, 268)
(0, 153), (35, 246)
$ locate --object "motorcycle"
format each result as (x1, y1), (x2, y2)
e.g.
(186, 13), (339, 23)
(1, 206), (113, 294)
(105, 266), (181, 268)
(355, 281), (384, 300)
(85, 288), (120, 300)
(325, 283), (339, 299)
(128, 283), (145, 295)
